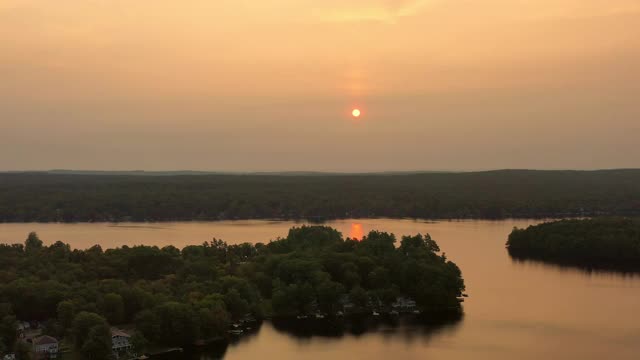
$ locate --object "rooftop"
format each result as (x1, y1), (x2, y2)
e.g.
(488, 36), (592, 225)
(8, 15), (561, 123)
(33, 336), (58, 346)
(111, 328), (130, 338)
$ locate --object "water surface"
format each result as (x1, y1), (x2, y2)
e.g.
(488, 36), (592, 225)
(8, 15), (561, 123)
(1, 219), (639, 359)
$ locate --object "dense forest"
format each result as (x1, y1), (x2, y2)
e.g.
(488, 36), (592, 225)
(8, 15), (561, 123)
(1, 170), (640, 222)
(507, 218), (640, 271)
(0, 226), (464, 358)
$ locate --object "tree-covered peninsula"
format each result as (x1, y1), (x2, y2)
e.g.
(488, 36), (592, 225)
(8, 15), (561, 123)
(0, 226), (464, 358)
(507, 218), (640, 271)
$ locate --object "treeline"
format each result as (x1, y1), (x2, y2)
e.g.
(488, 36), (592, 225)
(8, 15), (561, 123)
(507, 218), (640, 271)
(0, 226), (464, 358)
(1, 170), (640, 222)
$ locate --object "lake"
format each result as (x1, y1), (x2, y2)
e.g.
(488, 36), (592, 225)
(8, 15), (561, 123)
(1, 219), (639, 359)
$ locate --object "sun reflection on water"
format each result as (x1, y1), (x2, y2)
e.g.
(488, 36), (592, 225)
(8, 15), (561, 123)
(349, 223), (364, 240)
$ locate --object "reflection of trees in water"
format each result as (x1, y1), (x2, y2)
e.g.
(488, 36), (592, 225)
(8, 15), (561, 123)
(271, 313), (463, 341)
(153, 327), (262, 360)
(153, 315), (462, 359)
(508, 250), (640, 278)
(151, 342), (228, 360)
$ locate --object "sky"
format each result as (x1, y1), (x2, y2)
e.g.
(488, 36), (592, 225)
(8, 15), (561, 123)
(1, 0), (639, 172)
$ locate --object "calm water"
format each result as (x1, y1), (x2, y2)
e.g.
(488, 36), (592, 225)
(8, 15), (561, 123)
(2, 219), (640, 359)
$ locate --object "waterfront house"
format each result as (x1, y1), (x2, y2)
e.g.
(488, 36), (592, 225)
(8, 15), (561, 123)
(32, 335), (58, 359)
(111, 328), (132, 352)
(391, 297), (417, 312)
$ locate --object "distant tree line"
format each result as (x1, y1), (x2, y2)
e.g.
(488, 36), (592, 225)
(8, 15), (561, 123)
(1, 170), (640, 222)
(0, 226), (464, 358)
(507, 218), (640, 271)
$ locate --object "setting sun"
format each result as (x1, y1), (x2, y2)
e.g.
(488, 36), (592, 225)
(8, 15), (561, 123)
(352, 108), (361, 118)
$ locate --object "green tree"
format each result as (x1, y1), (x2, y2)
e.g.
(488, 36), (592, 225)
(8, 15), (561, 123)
(0, 315), (17, 352)
(14, 341), (33, 360)
(79, 323), (112, 360)
(295, 282), (315, 314)
(349, 286), (368, 309)
(400, 234), (440, 256)
(130, 332), (149, 354)
(367, 267), (390, 289)
(223, 289), (249, 319)
(134, 310), (159, 343)
(71, 312), (109, 351)
(57, 300), (75, 330)
(271, 285), (295, 316)
(25, 232), (43, 253)
(359, 231), (395, 257)
(317, 280), (345, 314)
(153, 302), (198, 346)
(198, 306), (230, 339)
(101, 293), (124, 324)
(42, 319), (64, 338)
(197, 295), (231, 338)
(0, 303), (12, 319)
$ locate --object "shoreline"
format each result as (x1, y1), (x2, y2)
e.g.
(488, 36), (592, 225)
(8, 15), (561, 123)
(0, 216), (581, 225)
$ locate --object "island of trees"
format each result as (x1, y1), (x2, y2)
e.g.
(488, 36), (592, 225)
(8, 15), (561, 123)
(1, 169), (639, 222)
(0, 226), (465, 359)
(507, 218), (640, 271)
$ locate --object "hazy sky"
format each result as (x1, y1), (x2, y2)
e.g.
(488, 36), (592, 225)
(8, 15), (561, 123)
(1, 0), (639, 171)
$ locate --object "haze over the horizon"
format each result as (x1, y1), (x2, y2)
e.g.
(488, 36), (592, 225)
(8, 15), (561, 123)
(1, 0), (639, 172)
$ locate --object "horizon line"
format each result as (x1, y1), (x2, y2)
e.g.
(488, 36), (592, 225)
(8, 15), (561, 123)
(1, 168), (639, 176)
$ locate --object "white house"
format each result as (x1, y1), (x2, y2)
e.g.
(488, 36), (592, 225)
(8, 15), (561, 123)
(339, 295), (355, 312)
(111, 328), (132, 352)
(32, 335), (58, 359)
(391, 297), (417, 312)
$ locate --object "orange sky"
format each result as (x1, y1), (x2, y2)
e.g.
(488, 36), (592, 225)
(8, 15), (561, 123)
(1, 0), (639, 171)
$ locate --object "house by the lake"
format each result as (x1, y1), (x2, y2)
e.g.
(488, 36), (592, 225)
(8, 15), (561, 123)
(32, 335), (58, 359)
(391, 297), (417, 312)
(111, 328), (132, 352)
